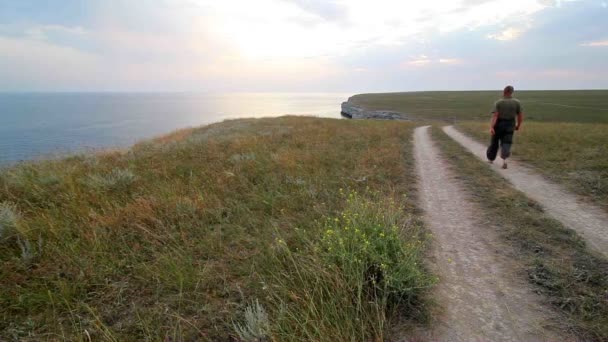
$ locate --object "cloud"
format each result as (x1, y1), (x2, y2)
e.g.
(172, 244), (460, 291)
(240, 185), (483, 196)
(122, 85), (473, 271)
(406, 58), (432, 67)
(402, 56), (463, 68)
(0, 35), (104, 90)
(580, 40), (608, 47)
(439, 58), (463, 65)
(0, 23), (340, 92)
(24, 25), (87, 40)
(495, 68), (608, 84)
(198, 0), (553, 60)
(2, 0), (608, 91)
(283, 0), (347, 21)
(487, 27), (524, 41)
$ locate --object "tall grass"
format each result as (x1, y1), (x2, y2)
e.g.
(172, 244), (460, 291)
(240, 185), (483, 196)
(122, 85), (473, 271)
(0, 117), (431, 341)
(245, 191), (431, 341)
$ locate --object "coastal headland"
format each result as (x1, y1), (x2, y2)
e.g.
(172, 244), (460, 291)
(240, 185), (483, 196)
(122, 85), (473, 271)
(2, 90), (607, 341)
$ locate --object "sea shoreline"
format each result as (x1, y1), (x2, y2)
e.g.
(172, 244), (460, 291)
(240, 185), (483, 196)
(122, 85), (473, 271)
(0, 92), (346, 165)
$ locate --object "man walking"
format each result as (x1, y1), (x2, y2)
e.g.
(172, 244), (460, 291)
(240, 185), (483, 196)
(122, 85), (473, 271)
(487, 85), (524, 169)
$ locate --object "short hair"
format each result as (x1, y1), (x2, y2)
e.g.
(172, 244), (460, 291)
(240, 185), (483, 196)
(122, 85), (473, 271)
(504, 85), (514, 93)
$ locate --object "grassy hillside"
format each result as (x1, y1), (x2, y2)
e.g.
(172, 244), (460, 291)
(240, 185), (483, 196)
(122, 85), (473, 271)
(0, 117), (433, 341)
(352, 90), (608, 209)
(350, 90), (608, 123)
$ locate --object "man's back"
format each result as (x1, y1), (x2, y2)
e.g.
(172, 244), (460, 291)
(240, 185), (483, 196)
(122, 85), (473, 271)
(493, 97), (521, 121)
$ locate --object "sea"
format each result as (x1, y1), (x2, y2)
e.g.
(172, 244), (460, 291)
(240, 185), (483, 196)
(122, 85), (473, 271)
(0, 92), (348, 165)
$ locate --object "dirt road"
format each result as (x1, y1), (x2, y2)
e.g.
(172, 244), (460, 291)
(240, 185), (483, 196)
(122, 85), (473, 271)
(413, 126), (562, 341)
(443, 125), (608, 258)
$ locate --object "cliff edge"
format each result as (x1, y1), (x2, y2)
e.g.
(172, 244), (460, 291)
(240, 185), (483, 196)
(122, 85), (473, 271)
(341, 99), (408, 120)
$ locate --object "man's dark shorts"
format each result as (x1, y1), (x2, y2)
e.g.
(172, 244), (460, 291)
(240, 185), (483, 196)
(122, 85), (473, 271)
(487, 119), (515, 161)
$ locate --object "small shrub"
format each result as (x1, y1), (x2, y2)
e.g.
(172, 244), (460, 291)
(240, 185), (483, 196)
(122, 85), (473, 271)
(234, 300), (270, 342)
(230, 153), (256, 163)
(17, 237), (34, 263)
(1, 169), (31, 189)
(82, 155), (100, 167)
(85, 168), (136, 192)
(37, 174), (61, 187)
(263, 191), (432, 340)
(175, 198), (198, 218)
(319, 191), (426, 304)
(0, 202), (19, 238)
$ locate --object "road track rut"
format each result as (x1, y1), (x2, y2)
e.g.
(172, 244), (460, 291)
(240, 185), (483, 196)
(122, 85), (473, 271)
(412, 126), (564, 342)
(443, 125), (608, 258)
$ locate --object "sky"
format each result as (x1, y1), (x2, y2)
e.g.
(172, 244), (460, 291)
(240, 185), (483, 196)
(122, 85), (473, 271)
(0, 0), (607, 92)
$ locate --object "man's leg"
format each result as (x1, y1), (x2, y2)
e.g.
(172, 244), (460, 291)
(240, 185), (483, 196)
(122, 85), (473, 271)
(499, 132), (514, 169)
(486, 132), (500, 162)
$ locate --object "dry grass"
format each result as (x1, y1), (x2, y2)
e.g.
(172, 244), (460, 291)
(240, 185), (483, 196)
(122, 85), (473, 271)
(0, 116), (433, 341)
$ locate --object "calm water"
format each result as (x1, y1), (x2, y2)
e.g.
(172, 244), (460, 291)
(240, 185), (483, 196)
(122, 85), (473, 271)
(0, 92), (347, 164)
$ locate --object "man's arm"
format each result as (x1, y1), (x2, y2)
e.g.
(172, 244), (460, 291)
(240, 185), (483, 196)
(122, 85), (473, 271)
(490, 112), (498, 135)
(516, 112), (524, 130)
(515, 100), (524, 131)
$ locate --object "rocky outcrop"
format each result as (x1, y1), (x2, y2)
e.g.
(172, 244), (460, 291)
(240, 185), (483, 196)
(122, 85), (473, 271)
(341, 100), (408, 120)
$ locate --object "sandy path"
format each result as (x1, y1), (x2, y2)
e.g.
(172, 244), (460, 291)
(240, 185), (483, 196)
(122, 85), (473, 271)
(443, 125), (608, 258)
(413, 126), (562, 342)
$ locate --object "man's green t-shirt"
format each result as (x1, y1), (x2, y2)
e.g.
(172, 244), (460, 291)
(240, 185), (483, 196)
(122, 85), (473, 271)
(491, 97), (522, 120)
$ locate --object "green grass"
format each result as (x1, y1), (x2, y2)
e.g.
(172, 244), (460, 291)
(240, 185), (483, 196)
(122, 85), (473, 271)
(456, 121), (608, 210)
(257, 190), (431, 341)
(432, 127), (608, 341)
(350, 90), (608, 123)
(0, 116), (433, 341)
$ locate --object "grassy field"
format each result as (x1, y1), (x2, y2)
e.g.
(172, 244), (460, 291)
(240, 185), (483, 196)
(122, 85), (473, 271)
(353, 90), (608, 210)
(457, 121), (608, 210)
(432, 127), (608, 341)
(0, 117), (433, 341)
(350, 90), (608, 123)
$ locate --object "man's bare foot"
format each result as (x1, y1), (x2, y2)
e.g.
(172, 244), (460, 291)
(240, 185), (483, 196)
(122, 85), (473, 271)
(502, 162), (508, 169)
(488, 160), (494, 164)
